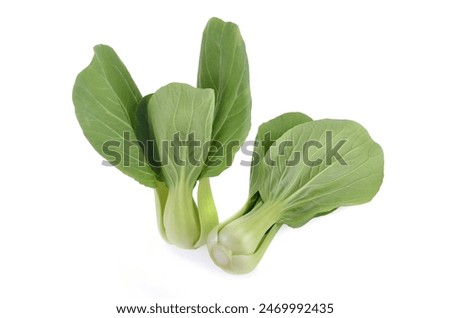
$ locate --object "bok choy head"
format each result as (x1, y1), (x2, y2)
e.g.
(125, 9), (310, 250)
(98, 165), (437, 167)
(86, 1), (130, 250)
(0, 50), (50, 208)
(207, 113), (384, 273)
(72, 17), (251, 249)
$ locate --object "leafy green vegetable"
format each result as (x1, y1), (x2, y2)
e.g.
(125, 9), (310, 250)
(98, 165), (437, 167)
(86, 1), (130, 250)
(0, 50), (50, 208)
(198, 17), (251, 178)
(145, 83), (216, 248)
(72, 18), (251, 249)
(73, 17), (384, 270)
(73, 45), (156, 187)
(207, 114), (384, 274)
(249, 112), (313, 197)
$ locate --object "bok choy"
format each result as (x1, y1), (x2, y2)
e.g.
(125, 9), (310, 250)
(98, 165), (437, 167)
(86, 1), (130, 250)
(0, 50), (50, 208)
(207, 113), (384, 274)
(72, 17), (251, 249)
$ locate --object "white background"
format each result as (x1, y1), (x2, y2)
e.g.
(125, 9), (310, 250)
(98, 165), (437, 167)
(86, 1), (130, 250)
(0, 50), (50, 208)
(1, 0), (449, 317)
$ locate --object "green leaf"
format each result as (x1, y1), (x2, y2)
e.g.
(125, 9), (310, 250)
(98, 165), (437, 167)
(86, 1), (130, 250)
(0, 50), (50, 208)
(147, 83), (215, 187)
(135, 94), (162, 178)
(250, 112), (313, 197)
(259, 119), (384, 227)
(73, 45), (157, 187)
(197, 17), (252, 178)
(146, 83), (216, 248)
